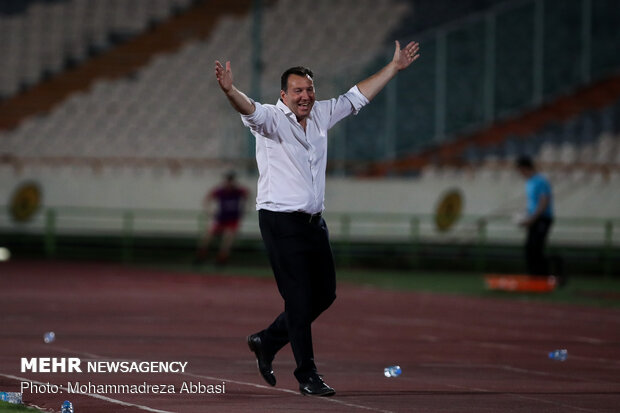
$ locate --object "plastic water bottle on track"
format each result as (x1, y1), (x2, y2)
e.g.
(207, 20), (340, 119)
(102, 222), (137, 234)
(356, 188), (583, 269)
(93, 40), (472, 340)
(548, 349), (568, 361)
(384, 365), (402, 377)
(61, 400), (74, 413)
(43, 331), (55, 344)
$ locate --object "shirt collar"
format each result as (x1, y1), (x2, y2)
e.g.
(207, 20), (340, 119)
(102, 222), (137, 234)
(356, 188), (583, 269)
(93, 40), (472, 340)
(276, 98), (314, 122)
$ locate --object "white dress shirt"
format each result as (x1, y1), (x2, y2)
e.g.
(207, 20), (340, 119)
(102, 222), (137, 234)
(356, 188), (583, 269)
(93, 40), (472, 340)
(241, 86), (369, 214)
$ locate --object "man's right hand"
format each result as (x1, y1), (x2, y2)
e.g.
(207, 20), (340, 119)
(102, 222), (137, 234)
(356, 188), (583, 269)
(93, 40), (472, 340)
(214, 60), (255, 115)
(215, 60), (233, 93)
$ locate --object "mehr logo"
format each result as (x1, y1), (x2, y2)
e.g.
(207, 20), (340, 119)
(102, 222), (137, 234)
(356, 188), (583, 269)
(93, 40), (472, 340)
(21, 358), (82, 373)
(9, 181), (42, 223)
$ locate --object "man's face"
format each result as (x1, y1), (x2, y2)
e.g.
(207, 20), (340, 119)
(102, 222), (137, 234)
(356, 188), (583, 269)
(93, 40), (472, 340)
(280, 74), (315, 122)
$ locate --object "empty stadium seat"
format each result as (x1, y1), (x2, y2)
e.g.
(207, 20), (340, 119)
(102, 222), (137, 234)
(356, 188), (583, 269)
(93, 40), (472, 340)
(0, 0), (619, 179)
(0, 0), (196, 100)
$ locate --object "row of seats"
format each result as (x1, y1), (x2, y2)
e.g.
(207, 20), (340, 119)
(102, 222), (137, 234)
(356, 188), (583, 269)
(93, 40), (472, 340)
(0, 0), (409, 161)
(537, 133), (620, 165)
(345, 0), (620, 162)
(421, 157), (620, 185)
(0, 0), (194, 98)
(461, 98), (620, 167)
(1, 0), (619, 174)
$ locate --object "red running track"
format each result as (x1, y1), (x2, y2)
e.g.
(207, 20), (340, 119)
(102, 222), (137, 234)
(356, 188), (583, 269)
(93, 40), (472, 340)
(1, 260), (619, 412)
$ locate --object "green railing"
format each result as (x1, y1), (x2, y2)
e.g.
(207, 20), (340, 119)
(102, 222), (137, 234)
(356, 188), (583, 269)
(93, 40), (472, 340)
(36, 206), (207, 263)
(1, 206), (617, 275)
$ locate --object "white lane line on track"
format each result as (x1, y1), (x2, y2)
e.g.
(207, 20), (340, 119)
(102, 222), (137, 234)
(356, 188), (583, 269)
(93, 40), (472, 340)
(445, 382), (604, 413)
(370, 315), (619, 349)
(182, 371), (397, 413)
(33, 346), (397, 413)
(471, 341), (620, 368)
(419, 361), (620, 386)
(0, 372), (175, 413)
(370, 316), (620, 367)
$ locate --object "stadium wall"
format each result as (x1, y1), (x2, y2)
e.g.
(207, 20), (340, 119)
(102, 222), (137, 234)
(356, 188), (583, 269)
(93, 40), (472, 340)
(1, 165), (618, 228)
(1, 167), (618, 275)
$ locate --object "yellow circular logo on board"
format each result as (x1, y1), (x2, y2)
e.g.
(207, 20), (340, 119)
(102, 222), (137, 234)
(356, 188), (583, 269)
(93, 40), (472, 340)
(9, 182), (42, 223)
(435, 189), (463, 232)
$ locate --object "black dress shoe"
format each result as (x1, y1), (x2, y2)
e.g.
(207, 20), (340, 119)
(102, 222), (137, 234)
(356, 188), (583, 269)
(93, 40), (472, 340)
(299, 375), (335, 397)
(247, 334), (276, 386)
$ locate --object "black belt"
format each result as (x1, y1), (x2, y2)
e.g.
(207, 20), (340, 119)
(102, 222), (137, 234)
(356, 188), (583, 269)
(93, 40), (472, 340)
(292, 211), (323, 224)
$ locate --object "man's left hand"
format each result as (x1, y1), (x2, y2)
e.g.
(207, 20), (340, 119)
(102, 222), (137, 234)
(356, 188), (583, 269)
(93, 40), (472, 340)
(392, 40), (420, 71)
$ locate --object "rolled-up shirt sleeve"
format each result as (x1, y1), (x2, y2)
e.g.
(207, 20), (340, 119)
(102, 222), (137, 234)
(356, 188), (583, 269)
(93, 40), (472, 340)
(326, 85), (370, 129)
(241, 100), (280, 138)
(344, 85), (370, 115)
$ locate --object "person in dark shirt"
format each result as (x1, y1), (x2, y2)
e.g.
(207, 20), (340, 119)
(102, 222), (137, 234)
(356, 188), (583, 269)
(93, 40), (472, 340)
(195, 171), (248, 264)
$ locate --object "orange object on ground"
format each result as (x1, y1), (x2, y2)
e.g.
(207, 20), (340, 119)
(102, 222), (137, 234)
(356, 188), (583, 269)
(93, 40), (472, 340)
(484, 274), (558, 293)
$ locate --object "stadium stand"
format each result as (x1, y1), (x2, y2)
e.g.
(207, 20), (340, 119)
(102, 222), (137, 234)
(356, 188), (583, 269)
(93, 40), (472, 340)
(0, 0), (409, 165)
(0, 0), (194, 99)
(351, 0), (620, 175)
(0, 0), (618, 174)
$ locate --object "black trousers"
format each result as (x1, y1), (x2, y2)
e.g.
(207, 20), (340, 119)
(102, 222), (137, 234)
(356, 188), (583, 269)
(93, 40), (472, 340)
(525, 216), (553, 276)
(257, 209), (336, 382)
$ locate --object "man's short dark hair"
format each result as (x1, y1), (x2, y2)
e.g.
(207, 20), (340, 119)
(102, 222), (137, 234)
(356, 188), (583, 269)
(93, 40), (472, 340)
(515, 155), (534, 169)
(281, 66), (314, 92)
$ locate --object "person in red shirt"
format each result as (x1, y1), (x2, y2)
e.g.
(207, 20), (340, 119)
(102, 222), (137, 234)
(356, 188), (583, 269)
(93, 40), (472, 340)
(195, 171), (248, 264)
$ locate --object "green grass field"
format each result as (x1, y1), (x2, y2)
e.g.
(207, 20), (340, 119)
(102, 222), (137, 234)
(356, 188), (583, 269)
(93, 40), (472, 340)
(337, 269), (620, 308)
(148, 263), (620, 308)
(0, 401), (40, 412)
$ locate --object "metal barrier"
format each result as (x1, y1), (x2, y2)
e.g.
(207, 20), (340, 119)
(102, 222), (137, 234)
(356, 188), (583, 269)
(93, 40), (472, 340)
(0, 206), (617, 275)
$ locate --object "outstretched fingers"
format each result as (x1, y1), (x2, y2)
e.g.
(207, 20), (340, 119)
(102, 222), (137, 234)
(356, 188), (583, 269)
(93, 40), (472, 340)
(215, 60), (226, 77)
(215, 60), (233, 91)
(215, 60), (222, 78)
(393, 40), (420, 69)
(403, 41), (420, 62)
